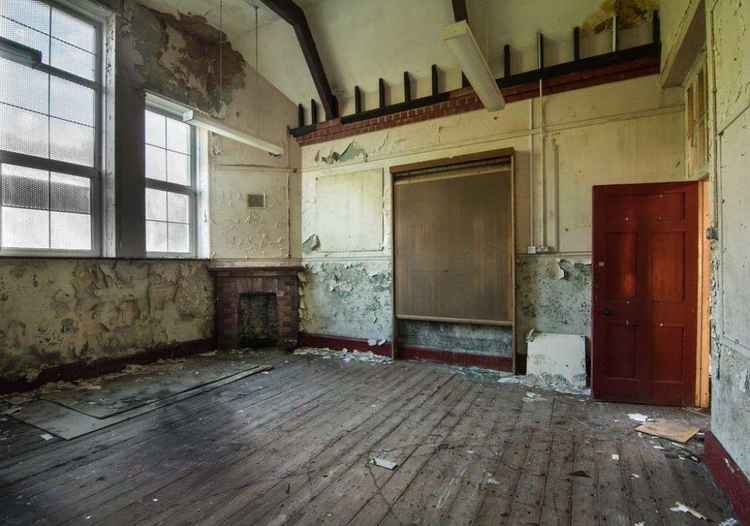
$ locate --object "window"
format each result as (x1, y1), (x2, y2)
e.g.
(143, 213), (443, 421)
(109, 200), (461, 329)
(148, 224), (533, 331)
(0, 0), (103, 254)
(685, 59), (709, 177)
(144, 107), (196, 256)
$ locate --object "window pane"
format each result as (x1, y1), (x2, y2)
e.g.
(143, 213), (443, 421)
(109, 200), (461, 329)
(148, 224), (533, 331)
(145, 111), (165, 147)
(166, 118), (190, 154)
(146, 188), (166, 221)
(167, 192), (188, 223)
(145, 145), (166, 181)
(0, 57), (49, 114)
(168, 222), (189, 252)
(0, 0), (50, 34)
(0, 103), (49, 158)
(146, 220), (167, 252)
(1, 207), (49, 248)
(51, 8), (96, 53)
(167, 151), (189, 185)
(1, 164), (49, 209)
(51, 211), (90, 250)
(51, 76), (94, 126)
(50, 118), (94, 166)
(50, 173), (90, 213)
(0, 16), (50, 63)
(51, 38), (95, 80)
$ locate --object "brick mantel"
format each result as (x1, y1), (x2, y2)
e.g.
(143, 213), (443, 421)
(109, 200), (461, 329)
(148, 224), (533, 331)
(210, 266), (303, 350)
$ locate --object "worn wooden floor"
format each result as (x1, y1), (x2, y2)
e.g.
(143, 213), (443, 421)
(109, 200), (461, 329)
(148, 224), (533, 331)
(0, 351), (734, 525)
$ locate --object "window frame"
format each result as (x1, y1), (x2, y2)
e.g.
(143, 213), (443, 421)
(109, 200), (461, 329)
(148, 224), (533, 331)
(0, 0), (105, 257)
(143, 103), (198, 259)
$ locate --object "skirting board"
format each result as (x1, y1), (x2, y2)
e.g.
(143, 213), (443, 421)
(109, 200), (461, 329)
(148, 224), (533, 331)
(0, 338), (215, 395)
(398, 346), (513, 372)
(299, 333), (392, 357)
(705, 431), (750, 525)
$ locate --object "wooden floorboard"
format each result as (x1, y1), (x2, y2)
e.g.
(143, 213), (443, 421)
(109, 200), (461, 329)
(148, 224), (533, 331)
(0, 353), (735, 526)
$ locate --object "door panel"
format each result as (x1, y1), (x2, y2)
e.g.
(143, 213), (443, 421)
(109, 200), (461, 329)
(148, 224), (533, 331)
(593, 182), (699, 406)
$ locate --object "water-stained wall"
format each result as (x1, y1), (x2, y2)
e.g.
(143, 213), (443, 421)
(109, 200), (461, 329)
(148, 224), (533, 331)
(0, 259), (213, 383)
(299, 75), (684, 359)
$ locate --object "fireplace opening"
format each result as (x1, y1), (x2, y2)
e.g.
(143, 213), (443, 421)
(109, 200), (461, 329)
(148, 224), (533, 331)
(239, 293), (279, 347)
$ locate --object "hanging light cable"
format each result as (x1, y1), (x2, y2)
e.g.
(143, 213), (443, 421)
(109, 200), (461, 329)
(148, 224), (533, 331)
(184, 0), (283, 155)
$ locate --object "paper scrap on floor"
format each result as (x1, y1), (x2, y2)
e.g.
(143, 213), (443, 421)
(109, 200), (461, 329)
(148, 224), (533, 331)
(636, 419), (699, 443)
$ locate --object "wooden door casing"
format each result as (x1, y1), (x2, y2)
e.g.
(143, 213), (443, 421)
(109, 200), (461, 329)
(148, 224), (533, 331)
(592, 182), (700, 406)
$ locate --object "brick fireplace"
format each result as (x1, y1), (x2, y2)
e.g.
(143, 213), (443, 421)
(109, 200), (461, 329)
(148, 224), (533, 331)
(210, 266), (303, 350)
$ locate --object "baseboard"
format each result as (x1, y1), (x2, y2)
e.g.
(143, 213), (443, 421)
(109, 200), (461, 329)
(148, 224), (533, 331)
(705, 431), (750, 525)
(398, 345), (513, 372)
(0, 338), (215, 395)
(299, 332), (393, 357)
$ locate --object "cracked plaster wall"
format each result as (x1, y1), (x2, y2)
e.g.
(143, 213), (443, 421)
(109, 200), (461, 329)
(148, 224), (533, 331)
(0, 260), (213, 383)
(705, 0), (750, 478)
(300, 75), (685, 357)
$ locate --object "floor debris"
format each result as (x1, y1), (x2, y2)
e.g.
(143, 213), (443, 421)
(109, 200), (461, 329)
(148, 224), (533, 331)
(670, 502), (707, 520)
(636, 419), (700, 443)
(39, 433), (54, 441)
(611, 454), (620, 461)
(369, 457), (398, 470)
(496, 373), (591, 396)
(628, 413), (650, 423)
(569, 470), (591, 478)
(294, 347), (392, 364)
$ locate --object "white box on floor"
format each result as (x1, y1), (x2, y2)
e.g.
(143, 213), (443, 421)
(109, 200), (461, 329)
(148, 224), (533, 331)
(526, 333), (587, 389)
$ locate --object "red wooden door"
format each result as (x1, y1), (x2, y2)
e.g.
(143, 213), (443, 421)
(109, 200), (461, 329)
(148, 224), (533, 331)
(592, 182), (699, 406)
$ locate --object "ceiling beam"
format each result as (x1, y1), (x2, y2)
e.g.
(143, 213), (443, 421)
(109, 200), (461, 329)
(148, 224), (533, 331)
(260, 0), (338, 119)
(452, 0), (468, 22)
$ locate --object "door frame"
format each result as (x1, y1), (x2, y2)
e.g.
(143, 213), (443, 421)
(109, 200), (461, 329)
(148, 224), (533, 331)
(592, 180), (704, 406)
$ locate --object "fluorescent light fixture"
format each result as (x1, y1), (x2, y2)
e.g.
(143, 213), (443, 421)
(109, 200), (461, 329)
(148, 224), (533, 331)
(0, 36), (42, 66)
(441, 21), (505, 112)
(182, 110), (284, 156)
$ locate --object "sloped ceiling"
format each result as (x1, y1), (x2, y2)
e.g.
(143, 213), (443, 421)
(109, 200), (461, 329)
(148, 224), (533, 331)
(138, 0), (657, 115)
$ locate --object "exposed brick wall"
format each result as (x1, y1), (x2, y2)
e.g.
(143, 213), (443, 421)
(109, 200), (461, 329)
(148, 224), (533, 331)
(294, 54), (659, 147)
(211, 267), (303, 350)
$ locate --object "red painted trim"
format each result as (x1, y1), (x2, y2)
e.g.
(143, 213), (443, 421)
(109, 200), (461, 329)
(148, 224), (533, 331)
(398, 346), (513, 372)
(705, 431), (750, 525)
(0, 338), (215, 395)
(299, 332), (393, 358)
(294, 55), (659, 147)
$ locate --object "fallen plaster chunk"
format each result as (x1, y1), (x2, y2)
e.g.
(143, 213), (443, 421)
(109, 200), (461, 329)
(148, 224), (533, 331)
(294, 347), (392, 364)
(40, 433), (54, 441)
(670, 502), (706, 520)
(635, 522), (645, 526)
(628, 413), (650, 423)
(611, 454), (620, 461)
(369, 457), (398, 471)
(719, 519), (739, 526)
(367, 339), (377, 347)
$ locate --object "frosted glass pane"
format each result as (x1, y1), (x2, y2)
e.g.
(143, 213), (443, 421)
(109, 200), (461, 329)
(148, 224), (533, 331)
(0, 17), (50, 63)
(50, 173), (90, 213)
(145, 111), (165, 147)
(167, 192), (188, 223)
(0, 103), (49, 158)
(1, 207), (49, 248)
(50, 118), (94, 166)
(168, 222), (189, 253)
(51, 38), (95, 80)
(0, 0), (50, 34)
(146, 188), (166, 221)
(0, 57), (49, 114)
(145, 145), (166, 181)
(51, 211), (90, 250)
(51, 8), (96, 53)
(1, 164), (49, 209)
(166, 118), (190, 154)
(167, 151), (189, 185)
(51, 76), (94, 126)
(146, 220), (167, 252)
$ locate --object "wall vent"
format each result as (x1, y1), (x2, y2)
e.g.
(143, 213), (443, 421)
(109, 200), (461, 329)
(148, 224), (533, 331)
(247, 193), (266, 208)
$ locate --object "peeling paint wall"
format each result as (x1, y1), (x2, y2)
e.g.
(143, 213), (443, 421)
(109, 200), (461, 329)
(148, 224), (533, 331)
(0, 260), (213, 382)
(300, 75), (685, 357)
(705, 0), (750, 479)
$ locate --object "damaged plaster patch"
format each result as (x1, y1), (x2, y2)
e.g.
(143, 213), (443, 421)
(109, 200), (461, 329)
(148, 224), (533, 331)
(583, 0), (658, 33)
(123, 1), (246, 114)
(302, 234), (320, 254)
(316, 141), (369, 165)
(299, 261), (392, 341)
